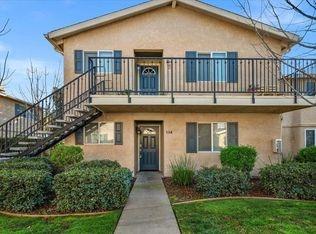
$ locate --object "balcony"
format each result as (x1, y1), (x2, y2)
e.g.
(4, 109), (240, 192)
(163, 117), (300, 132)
(87, 57), (316, 113)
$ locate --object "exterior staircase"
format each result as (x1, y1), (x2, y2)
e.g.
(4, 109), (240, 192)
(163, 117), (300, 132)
(0, 67), (102, 158)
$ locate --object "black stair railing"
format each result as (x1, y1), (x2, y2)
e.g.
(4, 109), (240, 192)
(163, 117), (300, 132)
(0, 66), (98, 155)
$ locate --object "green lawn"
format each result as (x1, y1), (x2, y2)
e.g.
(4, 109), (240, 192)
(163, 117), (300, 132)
(173, 198), (316, 234)
(0, 210), (121, 234)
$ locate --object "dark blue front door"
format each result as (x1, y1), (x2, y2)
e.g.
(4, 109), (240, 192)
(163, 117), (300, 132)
(140, 66), (159, 94)
(140, 126), (159, 171)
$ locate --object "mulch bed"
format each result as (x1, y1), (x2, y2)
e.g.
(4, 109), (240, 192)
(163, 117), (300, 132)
(163, 177), (273, 203)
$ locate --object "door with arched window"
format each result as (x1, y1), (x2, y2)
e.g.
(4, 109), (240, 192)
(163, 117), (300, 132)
(139, 126), (159, 171)
(139, 66), (159, 94)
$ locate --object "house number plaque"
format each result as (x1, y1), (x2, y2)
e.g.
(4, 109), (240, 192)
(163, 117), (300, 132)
(166, 130), (173, 134)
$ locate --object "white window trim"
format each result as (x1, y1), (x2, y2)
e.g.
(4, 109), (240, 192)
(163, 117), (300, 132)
(82, 50), (114, 74)
(197, 122), (227, 153)
(196, 51), (227, 82)
(84, 121), (115, 145)
(304, 128), (316, 147)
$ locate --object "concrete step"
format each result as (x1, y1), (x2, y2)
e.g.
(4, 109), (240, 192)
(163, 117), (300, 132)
(36, 130), (53, 135)
(65, 114), (78, 119)
(18, 141), (36, 145)
(47, 124), (62, 129)
(10, 147), (28, 151)
(28, 136), (43, 140)
(74, 108), (88, 113)
(0, 152), (19, 157)
(55, 119), (70, 124)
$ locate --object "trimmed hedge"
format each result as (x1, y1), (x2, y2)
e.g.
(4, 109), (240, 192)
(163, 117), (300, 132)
(220, 145), (257, 174)
(260, 162), (316, 200)
(53, 167), (132, 212)
(0, 169), (53, 212)
(50, 143), (83, 169)
(195, 167), (251, 197)
(296, 146), (316, 163)
(68, 160), (121, 170)
(0, 157), (53, 173)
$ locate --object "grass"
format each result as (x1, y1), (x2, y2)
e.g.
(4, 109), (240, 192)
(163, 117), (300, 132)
(173, 198), (316, 234)
(0, 210), (121, 234)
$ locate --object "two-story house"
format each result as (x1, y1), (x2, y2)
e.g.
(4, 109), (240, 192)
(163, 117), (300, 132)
(0, 0), (315, 176)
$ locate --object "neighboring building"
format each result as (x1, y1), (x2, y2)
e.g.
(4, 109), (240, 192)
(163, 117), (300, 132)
(0, 87), (31, 125)
(282, 106), (316, 156)
(1, 0), (315, 175)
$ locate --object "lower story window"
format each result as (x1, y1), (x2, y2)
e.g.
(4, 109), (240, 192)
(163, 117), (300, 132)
(305, 129), (316, 147)
(85, 122), (114, 144)
(198, 122), (227, 152)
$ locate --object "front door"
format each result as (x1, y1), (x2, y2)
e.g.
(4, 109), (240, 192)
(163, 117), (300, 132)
(139, 126), (159, 171)
(139, 66), (159, 94)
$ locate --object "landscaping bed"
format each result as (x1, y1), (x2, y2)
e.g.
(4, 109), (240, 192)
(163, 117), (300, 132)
(163, 177), (271, 203)
(173, 198), (316, 233)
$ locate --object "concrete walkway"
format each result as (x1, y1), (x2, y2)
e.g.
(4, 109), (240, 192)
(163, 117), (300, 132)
(115, 172), (180, 234)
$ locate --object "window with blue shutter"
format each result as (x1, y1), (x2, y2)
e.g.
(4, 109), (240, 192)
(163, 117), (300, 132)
(115, 122), (123, 145)
(186, 122), (197, 153)
(227, 52), (238, 83)
(15, 103), (26, 116)
(186, 51), (197, 82)
(74, 50), (83, 74)
(84, 52), (97, 72)
(306, 81), (316, 96)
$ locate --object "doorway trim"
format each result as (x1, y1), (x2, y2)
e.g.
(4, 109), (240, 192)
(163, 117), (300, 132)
(137, 123), (161, 172)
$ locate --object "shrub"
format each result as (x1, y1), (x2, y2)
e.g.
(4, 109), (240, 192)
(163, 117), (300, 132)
(53, 167), (132, 212)
(0, 157), (53, 173)
(68, 160), (121, 171)
(296, 146), (316, 163)
(50, 143), (83, 169)
(0, 169), (53, 212)
(195, 167), (251, 197)
(220, 145), (257, 174)
(170, 155), (196, 186)
(260, 162), (316, 200)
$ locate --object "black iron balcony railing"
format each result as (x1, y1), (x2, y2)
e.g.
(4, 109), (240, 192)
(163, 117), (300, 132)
(88, 57), (316, 103)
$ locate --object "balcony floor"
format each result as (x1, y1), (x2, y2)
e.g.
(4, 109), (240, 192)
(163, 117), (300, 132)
(89, 94), (315, 113)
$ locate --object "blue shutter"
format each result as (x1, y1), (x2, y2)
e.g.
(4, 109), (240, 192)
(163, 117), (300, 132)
(114, 50), (122, 74)
(186, 51), (197, 82)
(306, 82), (316, 96)
(186, 122), (197, 153)
(74, 50), (83, 74)
(115, 122), (123, 145)
(227, 122), (238, 146)
(227, 52), (238, 83)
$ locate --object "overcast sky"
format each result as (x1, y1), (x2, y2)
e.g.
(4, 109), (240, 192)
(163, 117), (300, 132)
(0, 0), (314, 100)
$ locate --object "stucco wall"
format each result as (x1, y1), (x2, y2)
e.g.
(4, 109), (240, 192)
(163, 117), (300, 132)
(282, 106), (316, 155)
(63, 5), (282, 83)
(0, 97), (18, 125)
(65, 112), (282, 176)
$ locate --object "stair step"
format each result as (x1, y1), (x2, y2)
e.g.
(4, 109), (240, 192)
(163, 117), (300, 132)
(28, 136), (43, 140)
(0, 152), (19, 157)
(47, 124), (62, 129)
(19, 141), (36, 145)
(10, 147), (28, 151)
(37, 130), (53, 135)
(55, 119), (70, 124)
(65, 114), (78, 119)
(74, 108), (88, 113)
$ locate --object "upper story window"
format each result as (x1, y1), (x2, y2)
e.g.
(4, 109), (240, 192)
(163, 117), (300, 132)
(84, 50), (114, 73)
(197, 52), (227, 82)
(305, 129), (316, 147)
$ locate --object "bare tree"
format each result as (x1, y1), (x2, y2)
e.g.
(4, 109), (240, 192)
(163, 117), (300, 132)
(0, 19), (14, 87)
(19, 60), (62, 104)
(234, 0), (316, 105)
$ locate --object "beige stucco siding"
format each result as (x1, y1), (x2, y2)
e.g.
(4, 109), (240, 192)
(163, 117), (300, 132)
(65, 112), (281, 176)
(63, 5), (282, 83)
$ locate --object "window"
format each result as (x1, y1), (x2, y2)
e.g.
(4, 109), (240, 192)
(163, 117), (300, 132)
(98, 51), (114, 73)
(198, 122), (227, 152)
(83, 50), (114, 73)
(212, 52), (227, 82)
(85, 122), (114, 144)
(305, 129), (316, 147)
(15, 103), (26, 116)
